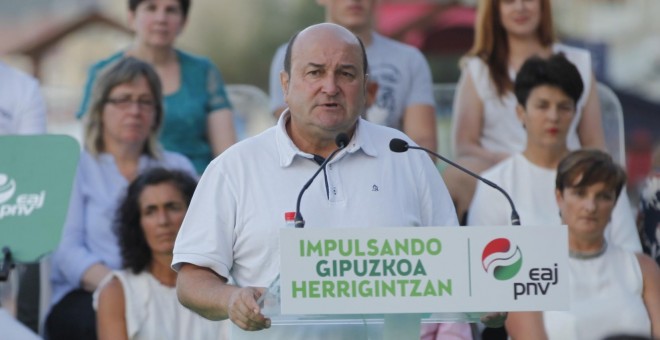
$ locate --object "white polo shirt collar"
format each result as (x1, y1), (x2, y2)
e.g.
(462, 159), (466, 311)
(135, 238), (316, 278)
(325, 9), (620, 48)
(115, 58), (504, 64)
(275, 109), (378, 168)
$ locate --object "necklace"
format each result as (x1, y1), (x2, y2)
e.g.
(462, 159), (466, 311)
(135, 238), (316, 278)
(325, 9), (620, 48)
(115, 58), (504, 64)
(569, 241), (607, 260)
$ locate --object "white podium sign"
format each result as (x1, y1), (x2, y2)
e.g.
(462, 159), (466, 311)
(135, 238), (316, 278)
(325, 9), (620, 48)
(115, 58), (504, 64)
(279, 226), (568, 315)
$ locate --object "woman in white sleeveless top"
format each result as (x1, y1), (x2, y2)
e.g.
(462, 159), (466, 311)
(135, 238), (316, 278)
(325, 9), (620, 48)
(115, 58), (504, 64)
(506, 150), (660, 340)
(444, 0), (606, 220)
(95, 168), (227, 339)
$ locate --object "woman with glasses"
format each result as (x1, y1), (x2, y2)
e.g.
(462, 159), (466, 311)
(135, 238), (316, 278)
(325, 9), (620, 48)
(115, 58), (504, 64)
(77, 0), (236, 174)
(47, 57), (196, 340)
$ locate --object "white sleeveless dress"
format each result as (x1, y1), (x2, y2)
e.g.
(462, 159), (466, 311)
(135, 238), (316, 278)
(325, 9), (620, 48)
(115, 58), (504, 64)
(95, 271), (229, 339)
(543, 245), (651, 340)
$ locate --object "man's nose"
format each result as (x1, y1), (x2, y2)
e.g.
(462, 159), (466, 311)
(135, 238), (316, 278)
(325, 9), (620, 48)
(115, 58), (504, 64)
(321, 75), (339, 96)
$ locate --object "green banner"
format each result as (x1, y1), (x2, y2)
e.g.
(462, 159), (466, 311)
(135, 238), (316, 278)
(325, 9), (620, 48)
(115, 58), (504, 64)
(0, 135), (79, 263)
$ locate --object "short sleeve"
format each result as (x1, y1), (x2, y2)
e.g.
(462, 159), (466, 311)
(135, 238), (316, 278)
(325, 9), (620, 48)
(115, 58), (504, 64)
(172, 160), (238, 279)
(205, 61), (232, 112)
(404, 49), (435, 108)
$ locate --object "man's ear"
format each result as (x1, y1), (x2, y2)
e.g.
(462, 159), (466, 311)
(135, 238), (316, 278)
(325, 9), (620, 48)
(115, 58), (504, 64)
(366, 80), (378, 108)
(280, 71), (290, 98)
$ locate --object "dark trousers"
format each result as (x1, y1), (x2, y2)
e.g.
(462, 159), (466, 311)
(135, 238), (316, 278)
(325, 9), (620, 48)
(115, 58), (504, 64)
(46, 289), (96, 340)
(482, 326), (507, 340)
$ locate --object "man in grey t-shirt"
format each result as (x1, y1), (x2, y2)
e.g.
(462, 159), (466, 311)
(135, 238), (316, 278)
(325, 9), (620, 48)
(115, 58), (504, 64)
(269, 0), (438, 152)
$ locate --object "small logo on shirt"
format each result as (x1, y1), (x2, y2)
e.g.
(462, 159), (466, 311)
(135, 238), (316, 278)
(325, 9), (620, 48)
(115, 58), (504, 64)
(371, 185), (379, 192)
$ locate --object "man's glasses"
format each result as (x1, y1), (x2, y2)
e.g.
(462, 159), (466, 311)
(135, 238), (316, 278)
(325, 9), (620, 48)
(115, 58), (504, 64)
(106, 97), (156, 111)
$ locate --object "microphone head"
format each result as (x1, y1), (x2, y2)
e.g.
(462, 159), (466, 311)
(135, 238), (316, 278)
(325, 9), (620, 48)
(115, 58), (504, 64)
(389, 138), (409, 153)
(335, 133), (350, 148)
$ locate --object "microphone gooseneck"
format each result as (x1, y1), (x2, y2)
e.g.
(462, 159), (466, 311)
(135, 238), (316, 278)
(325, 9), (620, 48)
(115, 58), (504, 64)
(294, 132), (350, 228)
(389, 138), (521, 225)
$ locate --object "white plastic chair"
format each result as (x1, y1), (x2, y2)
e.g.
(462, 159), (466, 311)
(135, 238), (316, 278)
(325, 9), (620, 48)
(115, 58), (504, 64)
(596, 82), (626, 166)
(225, 84), (274, 139)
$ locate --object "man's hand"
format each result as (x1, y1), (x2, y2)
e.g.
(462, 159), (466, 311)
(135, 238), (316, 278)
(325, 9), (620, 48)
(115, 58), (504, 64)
(227, 287), (271, 331)
(480, 311), (508, 328)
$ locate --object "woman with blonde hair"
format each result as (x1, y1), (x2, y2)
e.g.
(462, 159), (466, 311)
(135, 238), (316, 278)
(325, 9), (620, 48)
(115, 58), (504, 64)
(445, 0), (606, 220)
(47, 57), (196, 339)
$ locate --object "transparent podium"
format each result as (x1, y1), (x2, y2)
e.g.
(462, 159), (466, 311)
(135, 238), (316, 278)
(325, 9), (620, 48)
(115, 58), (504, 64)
(256, 274), (484, 339)
(235, 225), (569, 339)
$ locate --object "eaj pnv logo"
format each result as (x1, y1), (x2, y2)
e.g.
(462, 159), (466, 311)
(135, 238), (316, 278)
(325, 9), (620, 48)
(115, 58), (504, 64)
(0, 173), (17, 204)
(482, 238), (523, 281)
(0, 173), (46, 220)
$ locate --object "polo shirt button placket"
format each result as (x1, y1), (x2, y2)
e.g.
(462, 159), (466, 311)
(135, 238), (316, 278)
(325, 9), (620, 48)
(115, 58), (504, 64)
(328, 163), (338, 200)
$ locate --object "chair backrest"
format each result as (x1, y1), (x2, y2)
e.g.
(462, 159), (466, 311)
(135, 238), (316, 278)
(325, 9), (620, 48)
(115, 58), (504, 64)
(225, 84), (274, 139)
(596, 82), (626, 166)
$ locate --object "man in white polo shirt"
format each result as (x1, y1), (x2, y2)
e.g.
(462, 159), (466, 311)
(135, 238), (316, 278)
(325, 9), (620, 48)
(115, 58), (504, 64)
(173, 23), (501, 339)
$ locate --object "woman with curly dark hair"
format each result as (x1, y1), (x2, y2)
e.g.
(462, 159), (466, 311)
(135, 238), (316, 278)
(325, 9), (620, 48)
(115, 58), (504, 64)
(95, 168), (226, 339)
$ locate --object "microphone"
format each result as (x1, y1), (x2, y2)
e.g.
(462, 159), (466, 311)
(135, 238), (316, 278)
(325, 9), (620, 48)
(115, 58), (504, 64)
(294, 133), (350, 228)
(389, 138), (521, 225)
